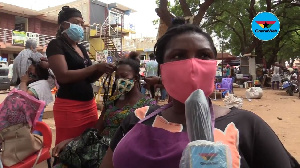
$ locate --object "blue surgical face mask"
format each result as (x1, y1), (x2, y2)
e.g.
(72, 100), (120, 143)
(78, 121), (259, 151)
(62, 23), (84, 42)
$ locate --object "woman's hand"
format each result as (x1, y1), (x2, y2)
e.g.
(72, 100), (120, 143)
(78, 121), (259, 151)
(40, 57), (49, 69)
(20, 73), (31, 83)
(52, 138), (73, 157)
(96, 63), (115, 75)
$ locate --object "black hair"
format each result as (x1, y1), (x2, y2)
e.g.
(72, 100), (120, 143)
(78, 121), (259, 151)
(28, 58), (49, 80)
(58, 6), (82, 24)
(102, 52), (141, 105)
(128, 51), (139, 61)
(154, 18), (217, 65)
(56, 6), (82, 38)
(149, 53), (155, 60)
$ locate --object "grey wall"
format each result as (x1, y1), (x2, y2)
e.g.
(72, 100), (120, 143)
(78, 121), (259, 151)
(90, 0), (107, 24)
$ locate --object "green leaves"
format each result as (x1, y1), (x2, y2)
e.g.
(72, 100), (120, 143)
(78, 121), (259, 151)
(156, 0), (299, 66)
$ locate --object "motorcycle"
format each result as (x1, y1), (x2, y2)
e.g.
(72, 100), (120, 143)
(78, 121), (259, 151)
(282, 79), (299, 96)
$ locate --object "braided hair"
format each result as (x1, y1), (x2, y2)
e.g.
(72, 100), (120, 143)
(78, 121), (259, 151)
(154, 18), (217, 65)
(102, 52), (141, 105)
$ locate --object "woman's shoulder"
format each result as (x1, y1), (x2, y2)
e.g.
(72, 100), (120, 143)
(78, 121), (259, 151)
(46, 38), (65, 57)
(215, 107), (268, 134)
(133, 105), (160, 121)
(47, 38), (63, 47)
(28, 80), (49, 87)
(217, 107), (260, 121)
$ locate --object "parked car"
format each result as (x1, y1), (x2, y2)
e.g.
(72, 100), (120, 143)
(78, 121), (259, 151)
(0, 67), (10, 91)
(0, 61), (8, 68)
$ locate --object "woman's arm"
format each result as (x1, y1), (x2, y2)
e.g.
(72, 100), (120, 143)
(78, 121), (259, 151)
(144, 76), (161, 86)
(51, 110), (106, 157)
(100, 147), (114, 168)
(95, 108), (106, 134)
(48, 55), (114, 84)
(19, 74), (36, 97)
(87, 70), (108, 83)
(52, 138), (74, 157)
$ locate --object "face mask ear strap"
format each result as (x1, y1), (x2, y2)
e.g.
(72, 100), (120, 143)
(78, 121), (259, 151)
(61, 22), (71, 34)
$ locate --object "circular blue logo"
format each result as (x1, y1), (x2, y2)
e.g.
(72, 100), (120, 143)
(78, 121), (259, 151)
(251, 12), (280, 41)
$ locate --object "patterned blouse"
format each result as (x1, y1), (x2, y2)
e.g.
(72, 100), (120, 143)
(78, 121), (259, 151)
(100, 95), (156, 139)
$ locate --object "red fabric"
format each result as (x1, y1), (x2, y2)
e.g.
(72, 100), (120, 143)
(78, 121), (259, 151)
(4, 122), (52, 168)
(53, 98), (98, 145)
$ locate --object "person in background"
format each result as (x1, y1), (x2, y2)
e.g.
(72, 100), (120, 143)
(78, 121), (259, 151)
(19, 58), (53, 135)
(226, 65), (231, 77)
(271, 62), (282, 90)
(8, 59), (13, 81)
(160, 85), (167, 101)
(100, 18), (299, 168)
(46, 6), (114, 145)
(230, 66), (236, 82)
(234, 67), (238, 74)
(11, 39), (48, 86)
(52, 53), (156, 167)
(145, 53), (158, 98)
(291, 68), (298, 80)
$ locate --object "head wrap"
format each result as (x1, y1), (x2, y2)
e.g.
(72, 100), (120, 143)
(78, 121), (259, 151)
(58, 6), (83, 24)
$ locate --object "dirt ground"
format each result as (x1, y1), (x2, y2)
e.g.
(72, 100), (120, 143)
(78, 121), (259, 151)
(213, 88), (300, 161)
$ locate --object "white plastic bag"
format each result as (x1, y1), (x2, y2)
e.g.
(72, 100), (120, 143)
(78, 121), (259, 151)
(223, 94), (243, 109)
(245, 87), (263, 99)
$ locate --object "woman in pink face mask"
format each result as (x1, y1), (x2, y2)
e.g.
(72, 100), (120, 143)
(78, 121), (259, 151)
(100, 19), (299, 168)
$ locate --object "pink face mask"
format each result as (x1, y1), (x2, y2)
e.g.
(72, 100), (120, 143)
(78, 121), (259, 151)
(160, 58), (217, 103)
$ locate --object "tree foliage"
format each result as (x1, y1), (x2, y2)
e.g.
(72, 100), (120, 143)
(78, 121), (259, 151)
(156, 0), (300, 67)
(155, 0), (214, 27)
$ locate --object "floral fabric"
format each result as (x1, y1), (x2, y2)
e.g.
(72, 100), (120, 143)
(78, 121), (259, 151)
(0, 89), (45, 131)
(101, 95), (156, 139)
(54, 95), (156, 168)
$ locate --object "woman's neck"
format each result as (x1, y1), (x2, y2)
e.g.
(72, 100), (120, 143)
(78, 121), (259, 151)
(162, 99), (186, 125)
(125, 84), (142, 99)
(62, 34), (76, 46)
(116, 85), (143, 108)
(171, 99), (185, 115)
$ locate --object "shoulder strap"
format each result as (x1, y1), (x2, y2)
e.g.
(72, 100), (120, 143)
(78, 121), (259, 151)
(138, 103), (172, 123)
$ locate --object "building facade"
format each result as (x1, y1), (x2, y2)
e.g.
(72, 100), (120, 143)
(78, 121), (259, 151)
(0, 0), (136, 63)
(0, 2), (59, 63)
(40, 0), (136, 61)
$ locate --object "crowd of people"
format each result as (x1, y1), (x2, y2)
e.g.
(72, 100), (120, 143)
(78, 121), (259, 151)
(3, 5), (299, 168)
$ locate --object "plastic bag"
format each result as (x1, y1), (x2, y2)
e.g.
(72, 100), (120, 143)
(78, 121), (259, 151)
(245, 87), (263, 99)
(223, 94), (243, 109)
(180, 140), (232, 168)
